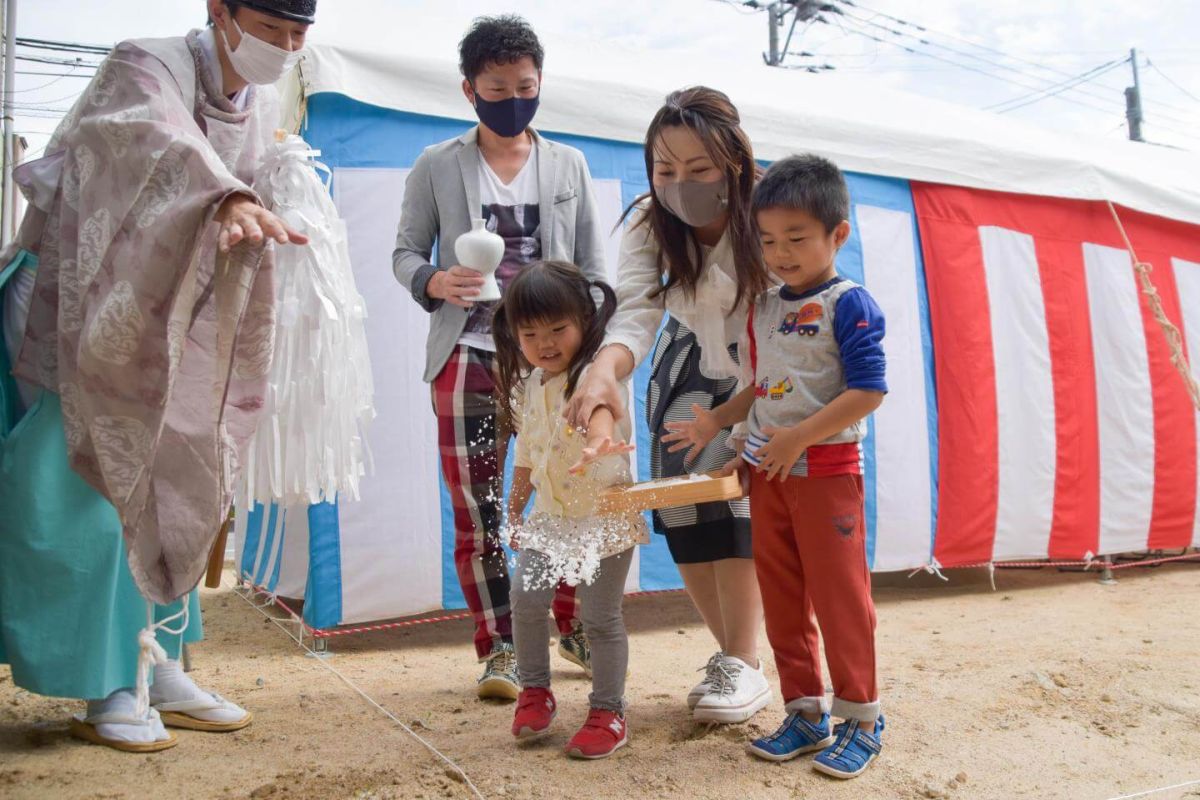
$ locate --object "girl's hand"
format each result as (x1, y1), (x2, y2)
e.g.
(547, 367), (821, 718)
(569, 436), (635, 475)
(661, 403), (721, 464)
(506, 514), (522, 551)
(565, 366), (624, 430)
(753, 426), (810, 481)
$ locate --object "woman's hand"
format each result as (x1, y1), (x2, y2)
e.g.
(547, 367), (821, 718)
(215, 194), (308, 253)
(565, 364), (624, 430)
(568, 435), (635, 475)
(427, 266), (486, 309)
(661, 403), (721, 464)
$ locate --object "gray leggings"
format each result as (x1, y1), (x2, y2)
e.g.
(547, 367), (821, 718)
(511, 547), (633, 714)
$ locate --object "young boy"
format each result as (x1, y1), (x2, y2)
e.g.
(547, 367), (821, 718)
(392, 15), (607, 699)
(666, 154), (887, 778)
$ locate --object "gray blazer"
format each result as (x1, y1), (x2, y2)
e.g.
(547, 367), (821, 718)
(392, 126), (607, 382)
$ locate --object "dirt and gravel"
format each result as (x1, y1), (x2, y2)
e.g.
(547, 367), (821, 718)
(1, 562), (1198, 800)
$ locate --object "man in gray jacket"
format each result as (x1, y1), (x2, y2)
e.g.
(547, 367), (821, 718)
(392, 15), (606, 700)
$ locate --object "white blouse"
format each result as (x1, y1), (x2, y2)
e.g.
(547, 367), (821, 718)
(513, 369), (648, 562)
(601, 205), (751, 381)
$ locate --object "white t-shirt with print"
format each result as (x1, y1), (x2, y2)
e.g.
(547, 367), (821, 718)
(457, 150), (542, 352)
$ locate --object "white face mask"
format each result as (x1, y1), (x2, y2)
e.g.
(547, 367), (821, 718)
(221, 17), (304, 85)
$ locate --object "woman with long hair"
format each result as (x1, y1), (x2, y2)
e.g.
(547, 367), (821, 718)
(566, 86), (772, 724)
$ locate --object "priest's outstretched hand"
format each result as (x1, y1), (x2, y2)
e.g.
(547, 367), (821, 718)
(215, 193), (309, 253)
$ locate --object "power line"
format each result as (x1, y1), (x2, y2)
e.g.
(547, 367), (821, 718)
(705, 0), (763, 14)
(987, 58), (1128, 113)
(837, 9), (1121, 104)
(15, 36), (110, 55)
(16, 54), (100, 69)
(833, 20), (1121, 116)
(11, 62), (91, 93)
(834, 1), (1197, 119)
(13, 87), (85, 107)
(1146, 59), (1200, 103)
(709, 0), (1200, 144)
(831, 8), (1199, 129)
(16, 70), (94, 78)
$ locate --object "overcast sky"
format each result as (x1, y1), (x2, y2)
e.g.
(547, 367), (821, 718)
(14, 0), (1200, 158)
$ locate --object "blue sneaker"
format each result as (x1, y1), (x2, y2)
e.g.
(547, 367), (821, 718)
(813, 715), (884, 779)
(746, 712), (835, 762)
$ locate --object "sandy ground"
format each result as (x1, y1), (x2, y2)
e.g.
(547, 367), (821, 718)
(1, 562), (1199, 800)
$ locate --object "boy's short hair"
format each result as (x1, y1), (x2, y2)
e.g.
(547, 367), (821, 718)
(752, 154), (850, 233)
(458, 15), (544, 83)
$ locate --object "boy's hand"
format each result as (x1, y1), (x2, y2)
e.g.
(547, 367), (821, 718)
(753, 426), (811, 481)
(661, 403), (721, 464)
(569, 436), (635, 475)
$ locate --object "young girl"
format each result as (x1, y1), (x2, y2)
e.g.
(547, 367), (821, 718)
(493, 261), (648, 760)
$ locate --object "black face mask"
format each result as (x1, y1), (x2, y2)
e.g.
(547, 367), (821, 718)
(472, 89), (540, 138)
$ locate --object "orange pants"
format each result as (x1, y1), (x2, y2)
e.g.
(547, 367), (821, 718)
(750, 471), (881, 721)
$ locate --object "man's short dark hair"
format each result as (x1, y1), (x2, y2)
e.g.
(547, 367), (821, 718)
(752, 154), (850, 233)
(458, 15), (544, 83)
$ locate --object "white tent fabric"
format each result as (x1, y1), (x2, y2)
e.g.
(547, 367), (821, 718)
(243, 41), (1200, 629)
(286, 43), (1200, 225)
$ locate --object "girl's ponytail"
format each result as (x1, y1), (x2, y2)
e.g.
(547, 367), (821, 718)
(564, 279), (617, 403)
(491, 262), (620, 425)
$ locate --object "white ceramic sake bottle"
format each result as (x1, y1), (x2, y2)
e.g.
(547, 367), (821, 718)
(454, 218), (504, 302)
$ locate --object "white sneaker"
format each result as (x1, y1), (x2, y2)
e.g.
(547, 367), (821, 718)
(692, 655), (772, 724)
(686, 651), (725, 710)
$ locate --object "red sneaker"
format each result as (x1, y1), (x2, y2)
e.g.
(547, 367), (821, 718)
(511, 688), (557, 740)
(564, 708), (628, 759)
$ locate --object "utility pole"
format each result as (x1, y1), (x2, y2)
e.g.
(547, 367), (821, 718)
(1, 0), (15, 246)
(1125, 47), (1144, 142)
(765, 1), (786, 66)
(762, 1), (836, 68)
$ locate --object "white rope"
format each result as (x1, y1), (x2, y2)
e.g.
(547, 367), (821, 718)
(1106, 201), (1200, 412)
(133, 599), (190, 719)
(907, 557), (948, 582)
(226, 578), (485, 800)
(1105, 777), (1200, 800)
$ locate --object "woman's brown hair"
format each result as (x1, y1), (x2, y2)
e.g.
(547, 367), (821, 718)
(492, 261), (618, 426)
(621, 86), (768, 313)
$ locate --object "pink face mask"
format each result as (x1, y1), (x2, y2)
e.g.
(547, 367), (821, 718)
(657, 179), (728, 228)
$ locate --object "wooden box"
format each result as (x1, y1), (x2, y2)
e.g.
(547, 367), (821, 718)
(597, 470), (745, 514)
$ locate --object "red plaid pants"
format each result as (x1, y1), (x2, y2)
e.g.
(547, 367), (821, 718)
(433, 345), (579, 659)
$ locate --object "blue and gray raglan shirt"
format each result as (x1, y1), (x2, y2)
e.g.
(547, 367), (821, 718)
(743, 276), (888, 477)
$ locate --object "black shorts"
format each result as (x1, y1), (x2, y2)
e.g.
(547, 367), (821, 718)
(647, 318), (753, 565)
(663, 515), (753, 564)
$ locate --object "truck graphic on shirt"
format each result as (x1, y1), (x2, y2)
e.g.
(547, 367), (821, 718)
(778, 302), (823, 337)
(756, 376), (795, 400)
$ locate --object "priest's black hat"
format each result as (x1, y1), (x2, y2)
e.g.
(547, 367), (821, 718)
(236, 0), (316, 24)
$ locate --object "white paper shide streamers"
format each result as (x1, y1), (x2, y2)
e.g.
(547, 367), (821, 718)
(242, 133), (374, 507)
